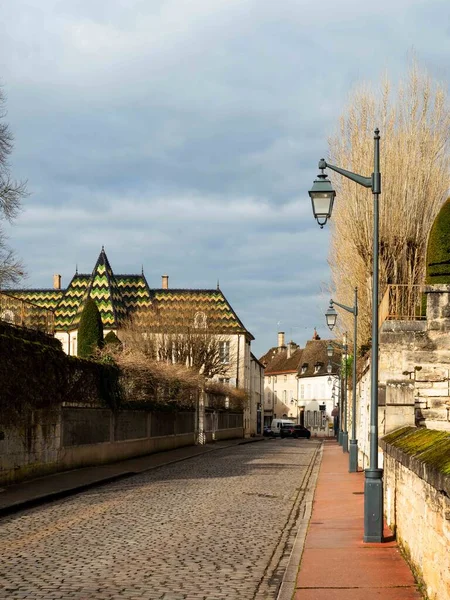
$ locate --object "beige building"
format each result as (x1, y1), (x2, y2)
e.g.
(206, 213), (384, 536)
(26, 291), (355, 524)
(260, 332), (303, 426)
(296, 334), (342, 437)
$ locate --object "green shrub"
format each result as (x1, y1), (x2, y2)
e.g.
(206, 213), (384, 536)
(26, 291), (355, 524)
(0, 333), (121, 426)
(77, 297), (104, 358)
(426, 197), (450, 284)
(104, 330), (122, 347)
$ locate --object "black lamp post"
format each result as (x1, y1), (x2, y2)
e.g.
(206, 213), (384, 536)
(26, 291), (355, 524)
(327, 337), (348, 451)
(309, 128), (383, 543)
(327, 289), (359, 472)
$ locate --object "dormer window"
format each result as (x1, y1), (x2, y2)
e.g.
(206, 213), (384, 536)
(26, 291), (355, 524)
(194, 311), (207, 329)
(314, 362), (323, 374)
(301, 363), (308, 374)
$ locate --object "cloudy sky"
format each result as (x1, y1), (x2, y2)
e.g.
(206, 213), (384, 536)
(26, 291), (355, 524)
(1, 0), (449, 356)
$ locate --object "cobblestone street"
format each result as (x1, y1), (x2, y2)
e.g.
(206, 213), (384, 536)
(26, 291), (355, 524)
(0, 439), (320, 600)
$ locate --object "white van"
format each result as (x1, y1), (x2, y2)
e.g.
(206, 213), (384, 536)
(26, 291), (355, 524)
(271, 419), (295, 436)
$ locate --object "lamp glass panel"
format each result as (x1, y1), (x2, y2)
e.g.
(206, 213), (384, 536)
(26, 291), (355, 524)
(312, 193), (333, 218)
(326, 312), (337, 329)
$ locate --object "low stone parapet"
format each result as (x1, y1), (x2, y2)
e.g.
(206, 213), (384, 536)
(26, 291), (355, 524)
(381, 427), (450, 600)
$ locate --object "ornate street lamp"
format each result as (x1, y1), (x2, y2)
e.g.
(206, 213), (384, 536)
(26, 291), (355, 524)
(325, 303), (338, 330)
(327, 290), (359, 472)
(311, 129), (383, 543)
(309, 164), (336, 228)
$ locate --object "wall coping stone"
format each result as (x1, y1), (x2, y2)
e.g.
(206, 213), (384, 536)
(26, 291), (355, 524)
(380, 426), (450, 495)
(424, 284), (450, 293)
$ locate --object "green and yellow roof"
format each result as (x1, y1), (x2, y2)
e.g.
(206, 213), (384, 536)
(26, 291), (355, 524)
(6, 248), (252, 337)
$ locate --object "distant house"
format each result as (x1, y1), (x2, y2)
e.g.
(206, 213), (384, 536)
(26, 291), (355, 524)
(259, 332), (303, 426)
(297, 331), (342, 437)
(6, 247), (262, 436)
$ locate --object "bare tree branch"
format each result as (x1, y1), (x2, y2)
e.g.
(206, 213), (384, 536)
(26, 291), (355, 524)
(327, 60), (450, 347)
(0, 85), (27, 287)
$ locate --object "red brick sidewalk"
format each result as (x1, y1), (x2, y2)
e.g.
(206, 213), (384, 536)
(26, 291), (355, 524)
(293, 440), (423, 599)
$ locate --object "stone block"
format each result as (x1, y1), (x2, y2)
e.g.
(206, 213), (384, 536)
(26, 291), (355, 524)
(415, 366), (448, 382)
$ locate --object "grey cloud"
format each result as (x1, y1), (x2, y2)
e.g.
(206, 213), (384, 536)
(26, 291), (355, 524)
(2, 0), (449, 354)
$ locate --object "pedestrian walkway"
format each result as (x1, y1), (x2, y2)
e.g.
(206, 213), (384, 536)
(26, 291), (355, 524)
(0, 437), (261, 517)
(285, 439), (423, 600)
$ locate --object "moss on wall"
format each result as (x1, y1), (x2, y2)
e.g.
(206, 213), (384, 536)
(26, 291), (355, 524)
(383, 427), (450, 476)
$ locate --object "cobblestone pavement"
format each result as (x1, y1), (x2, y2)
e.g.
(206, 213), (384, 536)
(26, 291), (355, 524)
(0, 439), (321, 600)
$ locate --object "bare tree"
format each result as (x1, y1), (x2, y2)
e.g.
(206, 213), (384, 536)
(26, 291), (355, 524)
(122, 304), (237, 380)
(0, 86), (26, 288)
(327, 61), (450, 346)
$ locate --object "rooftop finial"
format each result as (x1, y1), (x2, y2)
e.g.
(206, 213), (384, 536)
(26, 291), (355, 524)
(102, 245), (105, 252)
(75, 263), (78, 275)
(141, 264), (144, 275)
(217, 279), (220, 290)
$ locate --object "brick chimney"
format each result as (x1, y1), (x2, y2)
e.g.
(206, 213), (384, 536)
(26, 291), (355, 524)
(53, 274), (61, 290)
(162, 275), (169, 289)
(278, 331), (285, 349)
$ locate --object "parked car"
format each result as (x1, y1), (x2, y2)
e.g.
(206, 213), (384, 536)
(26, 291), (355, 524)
(270, 418), (295, 436)
(263, 426), (274, 437)
(280, 424), (311, 439)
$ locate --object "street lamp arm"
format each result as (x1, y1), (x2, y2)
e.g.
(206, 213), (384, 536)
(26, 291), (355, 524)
(319, 159), (372, 189)
(330, 298), (357, 316)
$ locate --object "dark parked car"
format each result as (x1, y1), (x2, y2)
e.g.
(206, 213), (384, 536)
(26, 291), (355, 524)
(280, 424), (311, 439)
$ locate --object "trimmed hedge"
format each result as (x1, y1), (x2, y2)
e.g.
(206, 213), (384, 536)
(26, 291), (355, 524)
(426, 197), (450, 284)
(77, 297), (104, 358)
(0, 320), (62, 350)
(0, 333), (120, 427)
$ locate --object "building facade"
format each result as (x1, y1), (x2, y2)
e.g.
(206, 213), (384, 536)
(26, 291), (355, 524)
(296, 334), (342, 437)
(259, 332), (303, 426)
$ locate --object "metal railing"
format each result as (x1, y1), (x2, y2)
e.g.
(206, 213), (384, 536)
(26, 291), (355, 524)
(379, 284), (426, 329)
(0, 292), (55, 335)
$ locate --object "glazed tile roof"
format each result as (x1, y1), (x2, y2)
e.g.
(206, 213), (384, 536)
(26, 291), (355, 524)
(5, 248), (252, 337)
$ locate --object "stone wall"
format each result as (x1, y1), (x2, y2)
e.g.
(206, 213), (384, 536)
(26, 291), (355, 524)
(0, 407), (243, 486)
(381, 427), (450, 600)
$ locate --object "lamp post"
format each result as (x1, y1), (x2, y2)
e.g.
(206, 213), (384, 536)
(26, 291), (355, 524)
(309, 128), (383, 543)
(329, 370), (342, 440)
(327, 288), (359, 472)
(327, 338), (348, 452)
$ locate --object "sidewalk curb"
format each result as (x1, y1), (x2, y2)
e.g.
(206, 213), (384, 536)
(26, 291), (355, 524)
(276, 443), (323, 600)
(0, 437), (265, 518)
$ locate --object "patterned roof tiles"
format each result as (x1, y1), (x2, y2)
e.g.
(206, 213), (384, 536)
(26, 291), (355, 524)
(4, 249), (251, 337)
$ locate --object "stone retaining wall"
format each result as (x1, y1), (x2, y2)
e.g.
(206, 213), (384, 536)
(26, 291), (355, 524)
(381, 427), (450, 600)
(0, 407), (243, 485)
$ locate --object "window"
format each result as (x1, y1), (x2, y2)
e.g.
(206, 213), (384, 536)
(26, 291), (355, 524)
(301, 363), (308, 374)
(219, 378), (230, 385)
(283, 390), (287, 403)
(219, 341), (230, 364)
(268, 376), (271, 383)
(274, 376), (277, 383)
(1, 309), (15, 324)
(300, 385), (304, 399)
(290, 390), (294, 404)
(284, 375), (287, 382)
